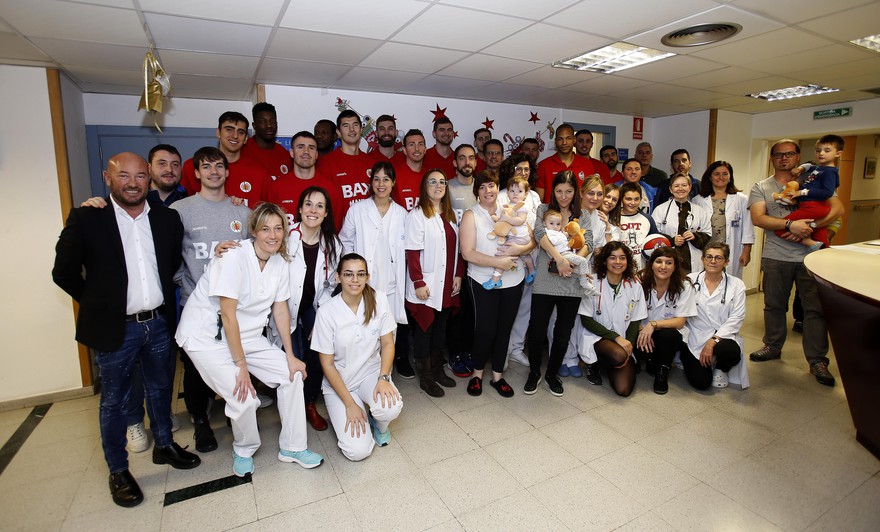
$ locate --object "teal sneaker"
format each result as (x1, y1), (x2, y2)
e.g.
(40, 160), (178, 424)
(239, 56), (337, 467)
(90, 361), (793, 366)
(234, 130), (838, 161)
(278, 448), (324, 469)
(368, 414), (391, 447)
(232, 452), (254, 477)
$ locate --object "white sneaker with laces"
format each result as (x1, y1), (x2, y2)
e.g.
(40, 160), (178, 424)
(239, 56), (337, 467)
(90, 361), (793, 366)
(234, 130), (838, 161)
(507, 351), (530, 367)
(712, 369), (729, 388)
(126, 422), (150, 453)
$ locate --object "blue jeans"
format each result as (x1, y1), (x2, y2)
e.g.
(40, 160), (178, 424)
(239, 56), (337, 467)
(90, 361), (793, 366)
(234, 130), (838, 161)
(96, 315), (175, 473)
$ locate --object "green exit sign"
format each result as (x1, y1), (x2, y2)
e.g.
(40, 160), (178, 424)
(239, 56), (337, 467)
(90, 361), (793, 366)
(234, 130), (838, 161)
(813, 107), (852, 119)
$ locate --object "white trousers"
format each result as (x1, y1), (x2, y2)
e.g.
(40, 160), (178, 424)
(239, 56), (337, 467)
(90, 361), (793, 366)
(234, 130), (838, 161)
(324, 369), (403, 462)
(188, 336), (307, 458)
(507, 281), (533, 357)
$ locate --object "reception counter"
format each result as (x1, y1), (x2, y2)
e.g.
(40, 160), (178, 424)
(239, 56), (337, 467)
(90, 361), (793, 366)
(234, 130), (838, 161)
(805, 243), (880, 460)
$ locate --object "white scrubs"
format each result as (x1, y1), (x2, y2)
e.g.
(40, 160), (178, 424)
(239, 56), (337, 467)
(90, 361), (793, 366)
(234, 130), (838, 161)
(692, 193), (755, 279)
(404, 206), (460, 312)
(311, 290), (403, 461)
(578, 277), (648, 364)
(685, 271), (749, 388)
(652, 199), (712, 273)
(643, 282), (698, 343)
(176, 240), (308, 458)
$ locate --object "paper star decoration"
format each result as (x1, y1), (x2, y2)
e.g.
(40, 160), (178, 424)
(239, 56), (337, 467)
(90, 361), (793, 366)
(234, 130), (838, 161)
(529, 112), (540, 124)
(482, 117), (494, 130)
(453, 130), (459, 139)
(430, 104), (447, 122)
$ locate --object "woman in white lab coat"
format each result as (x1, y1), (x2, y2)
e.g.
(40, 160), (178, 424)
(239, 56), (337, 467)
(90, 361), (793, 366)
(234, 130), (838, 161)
(683, 242), (749, 390)
(339, 161), (412, 379)
(652, 173), (712, 275)
(404, 169), (462, 397)
(311, 253), (403, 461)
(692, 161), (754, 279)
(268, 186), (341, 431)
(578, 242), (647, 397)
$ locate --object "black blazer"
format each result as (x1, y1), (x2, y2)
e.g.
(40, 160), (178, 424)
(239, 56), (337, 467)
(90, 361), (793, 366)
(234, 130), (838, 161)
(52, 197), (183, 352)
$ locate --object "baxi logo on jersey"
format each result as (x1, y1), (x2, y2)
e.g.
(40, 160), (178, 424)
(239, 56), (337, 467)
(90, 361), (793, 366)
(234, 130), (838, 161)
(280, 164), (289, 175)
(230, 220), (242, 233)
(341, 182), (370, 199)
(404, 197), (419, 211)
(240, 181), (252, 193)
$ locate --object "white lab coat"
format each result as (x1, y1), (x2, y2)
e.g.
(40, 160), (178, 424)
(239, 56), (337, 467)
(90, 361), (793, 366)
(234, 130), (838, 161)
(404, 206), (460, 312)
(643, 281), (698, 345)
(577, 277), (647, 364)
(652, 199), (712, 273)
(692, 193), (754, 279)
(685, 271), (749, 388)
(339, 198), (408, 323)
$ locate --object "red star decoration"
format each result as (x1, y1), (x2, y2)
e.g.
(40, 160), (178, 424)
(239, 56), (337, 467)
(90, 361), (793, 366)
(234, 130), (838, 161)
(482, 117), (494, 130)
(453, 130), (459, 139)
(529, 112), (540, 124)
(430, 104), (447, 122)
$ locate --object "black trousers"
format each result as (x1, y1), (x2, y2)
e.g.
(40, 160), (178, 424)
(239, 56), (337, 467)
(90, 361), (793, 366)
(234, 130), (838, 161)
(526, 294), (581, 377)
(469, 278), (523, 373)
(635, 328), (682, 368)
(412, 307), (451, 359)
(680, 339), (741, 390)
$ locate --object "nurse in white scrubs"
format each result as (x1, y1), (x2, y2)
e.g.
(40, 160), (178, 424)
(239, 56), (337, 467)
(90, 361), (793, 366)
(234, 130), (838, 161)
(311, 254), (403, 461)
(652, 173), (712, 275)
(578, 242), (647, 397)
(339, 161), (412, 379)
(683, 242), (749, 390)
(176, 203), (324, 477)
(692, 161), (754, 279)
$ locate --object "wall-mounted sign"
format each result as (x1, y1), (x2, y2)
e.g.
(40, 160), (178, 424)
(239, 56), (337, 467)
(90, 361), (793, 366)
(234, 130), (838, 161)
(813, 108), (852, 120)
(633, 116), (643, 140)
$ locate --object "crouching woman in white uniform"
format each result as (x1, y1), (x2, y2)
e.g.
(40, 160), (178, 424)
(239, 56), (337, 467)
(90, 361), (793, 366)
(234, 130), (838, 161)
(176, 203), (324, 477)
(683, 242), (749, 390)
(311, 253), (403, 461)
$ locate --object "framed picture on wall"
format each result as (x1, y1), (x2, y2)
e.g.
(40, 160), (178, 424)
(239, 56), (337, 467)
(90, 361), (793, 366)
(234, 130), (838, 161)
(866, 157), (876, 179)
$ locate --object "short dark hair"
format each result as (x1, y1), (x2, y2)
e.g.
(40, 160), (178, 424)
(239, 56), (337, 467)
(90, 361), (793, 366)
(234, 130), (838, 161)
(472, 170), (499, 198)
(704, 240), (731, 260)
(483, 138), (503, 155)
(218, 111), (249, 130)
(670, 148), (689, 164)
(699, 161), (739, 197)
(314, 119), (335, 131)
(593, 241), (637, 281)
(556, 123), (574, 136)
(575, 129), (593, 138)
(193, 146), (228, 169)
(336, 110), (360, 129)
(521, 138), (539, 147)
(818, 134), (845, 151)
(599, 145), (617, 158)
(770, 139), (800, 155)
(291, 130), (316, 144)
(455, 143), (476, 158)
(403, 129), (425, 145)
(148, 144), (180, 165)
(252, 102), (276, 120)
(375, 114), (396, 125)
(473, 127), (490, 139)
(622, 158), (641, 169)
(433, 117), (452, 132)
(619, 181), (642, 199)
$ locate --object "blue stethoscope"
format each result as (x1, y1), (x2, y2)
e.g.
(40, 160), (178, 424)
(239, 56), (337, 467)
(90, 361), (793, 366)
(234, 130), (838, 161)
(291, 225), (330, 288)
(693, 270), (728, 304)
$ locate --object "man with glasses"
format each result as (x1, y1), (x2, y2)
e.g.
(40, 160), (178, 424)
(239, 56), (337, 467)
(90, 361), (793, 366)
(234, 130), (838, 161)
(748, 139), (843, 386)
(483, 139), (505, 174)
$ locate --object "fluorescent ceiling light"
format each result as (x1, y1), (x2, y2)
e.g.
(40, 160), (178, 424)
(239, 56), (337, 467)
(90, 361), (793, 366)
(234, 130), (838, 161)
(747, 84), (839, 101)
(552, 42), (675, 73)
(850, 34), (880, 53)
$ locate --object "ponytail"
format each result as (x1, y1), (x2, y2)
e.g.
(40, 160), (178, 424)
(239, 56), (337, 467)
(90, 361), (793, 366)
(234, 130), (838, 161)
(361, 283), (378, 326)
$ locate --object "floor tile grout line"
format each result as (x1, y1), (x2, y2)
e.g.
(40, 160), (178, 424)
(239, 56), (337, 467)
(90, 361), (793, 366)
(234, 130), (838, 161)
(0, 403), (52, 477)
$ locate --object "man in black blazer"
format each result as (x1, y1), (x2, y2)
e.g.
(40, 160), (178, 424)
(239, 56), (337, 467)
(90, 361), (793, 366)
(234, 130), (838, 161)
(53, 152), (200, 508)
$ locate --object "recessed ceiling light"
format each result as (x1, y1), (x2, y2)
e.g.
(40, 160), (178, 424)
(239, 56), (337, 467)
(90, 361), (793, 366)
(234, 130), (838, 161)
(552, 42), (675, 74)
(747, 84), (839, 101)
(661, 23), (742, 47)
(850, 34), (880, 53)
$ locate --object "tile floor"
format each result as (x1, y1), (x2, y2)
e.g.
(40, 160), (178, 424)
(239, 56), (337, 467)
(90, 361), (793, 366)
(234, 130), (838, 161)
(1, 293), (878, 531)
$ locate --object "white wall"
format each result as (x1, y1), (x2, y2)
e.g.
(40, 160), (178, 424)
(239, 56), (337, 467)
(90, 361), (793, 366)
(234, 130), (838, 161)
(652, 111), (710, 177)
(60, 73), (91, 205)
(0, 65), (82, 402)
(751, 98), (880, 139)
(83, 93), (250, 128)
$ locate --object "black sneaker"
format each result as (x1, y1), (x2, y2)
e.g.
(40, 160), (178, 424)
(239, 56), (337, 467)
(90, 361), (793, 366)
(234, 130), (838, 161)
(645, 358), (656, 377)
(653, 365), (669, 395)
(490, 378), (515, 398)
(584, 363), (602, 385)
(193, 417), (218, 453)
(749, 345), (782, 362)
(545, 375), (564, 397)
(810, 362), (835, 387)
(792, 321), (804, 334)
(524, 372), (540, 395)
(395, 355), (415, 379)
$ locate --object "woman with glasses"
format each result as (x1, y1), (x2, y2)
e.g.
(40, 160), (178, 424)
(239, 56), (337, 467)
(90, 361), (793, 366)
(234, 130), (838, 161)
(312, 253), (403, 461)
(652, 173), (712, 275)
(692, 161), (755, 279)
(683, 242), (749, 390)
(403, 169), (462, 397)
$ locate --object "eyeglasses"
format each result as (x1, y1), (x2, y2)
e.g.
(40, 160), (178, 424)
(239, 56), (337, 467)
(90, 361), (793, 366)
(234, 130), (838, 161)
(704, 255), (726, 263)
(341, 271), (368, 279)
(514, 166), (530, 174)
(771, 151), (797, 159)
(427, 178), (447, 187)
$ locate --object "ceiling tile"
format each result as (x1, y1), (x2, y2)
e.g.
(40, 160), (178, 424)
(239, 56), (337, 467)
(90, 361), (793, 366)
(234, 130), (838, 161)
(777, 57), (880, 87)
(392, 4), (530, 52)
(404, 74), (494, 98)
(465, 82), (545, 101)
(732, 0), (875, 24)
(139, 0), (285, 26)
(565, 75), (653, 95)
(279, 0), (426, 39)
(1, 0), (147, 46)
(331, 67), (427, 92)
(358, 42), (468, 74)
(170, 73), (254, 93)
(711, 75), (811, 96)
(672, 66), (777, 90)
(690, 28), (832, 65)
(257, 58), (350, 86)
(145, 13), (271, 56)
(613, 83), (700, 102)
(746, 44), (875, 76)
(614, 55), (725, 83)
(503, 65), (601, 89)
(482, 23), (608, 64)
(157, 50), (260, 78)
(29, 38), (145, 70)
(66, 65), (143, 86)
(439, 0), (579, 20)
(59, 0), (135, 8)
(832, 72), (880, 92)
(267, 28), (382, 65)
(0, 33), (52, 62)
(77, 82), (140, 95)
(522, 89), (583, 107)
(797, 2), (880, 42)
(438, 54), (541, 82)
(545, 0), (718, 40)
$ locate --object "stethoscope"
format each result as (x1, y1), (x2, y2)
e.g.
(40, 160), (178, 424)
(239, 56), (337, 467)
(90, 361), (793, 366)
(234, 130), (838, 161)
(659, 200), (694, 230)
(646, 289), (677, 312)
(291, 225), (330, 288)
(596, 278), (636, 319)
(693, 270), (728, 304)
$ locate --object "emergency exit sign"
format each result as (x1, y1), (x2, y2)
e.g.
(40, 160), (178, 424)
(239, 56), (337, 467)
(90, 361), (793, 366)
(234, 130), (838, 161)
(813, 107), (851, 120)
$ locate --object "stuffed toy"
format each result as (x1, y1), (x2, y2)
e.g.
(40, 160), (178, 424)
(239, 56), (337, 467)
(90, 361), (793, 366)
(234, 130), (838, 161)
(565, 219), (586, 250)
(772, 181), (800, 205)
(487, 201), (525, 245)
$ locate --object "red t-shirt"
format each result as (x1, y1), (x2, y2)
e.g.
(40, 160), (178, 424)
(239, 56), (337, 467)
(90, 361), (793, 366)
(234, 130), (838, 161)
(588, 156), (611, 183)
(181, 156), (268, 208)
(423, 146), (456, 180)
(367, 149), (404, 166)
(241, 139), (292, 181)
(474, 157), (487, 176)
(608, 169), (624, 186)
(266, 171), (339, 229)
(392, 161), (423, 212)
(535, 154), (601, 203)
(316, 149), (373, 228)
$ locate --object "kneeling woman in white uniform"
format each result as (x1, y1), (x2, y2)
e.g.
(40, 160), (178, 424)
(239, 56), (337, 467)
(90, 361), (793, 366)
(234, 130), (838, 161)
(311, 253), (403, 461)
(683, 242), (749, 390)
(176, 203), (324, 477)
(578, 242), (647, 397)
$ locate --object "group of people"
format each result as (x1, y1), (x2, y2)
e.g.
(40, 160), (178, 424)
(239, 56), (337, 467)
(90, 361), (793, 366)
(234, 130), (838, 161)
(52, 101), (842, 509)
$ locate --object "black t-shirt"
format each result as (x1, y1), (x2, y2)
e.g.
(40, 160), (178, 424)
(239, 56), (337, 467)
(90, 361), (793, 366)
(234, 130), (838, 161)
(299, 241), (319, 317)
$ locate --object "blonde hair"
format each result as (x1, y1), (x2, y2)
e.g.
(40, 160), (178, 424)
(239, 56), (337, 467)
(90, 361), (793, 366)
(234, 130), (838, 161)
(249, 202), (289, 261)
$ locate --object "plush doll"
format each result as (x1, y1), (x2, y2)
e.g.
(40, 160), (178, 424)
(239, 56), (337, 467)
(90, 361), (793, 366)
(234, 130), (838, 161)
(564, 219), (586, 250)
(772, 181), (800, 205)
(487, 201), (525, 245)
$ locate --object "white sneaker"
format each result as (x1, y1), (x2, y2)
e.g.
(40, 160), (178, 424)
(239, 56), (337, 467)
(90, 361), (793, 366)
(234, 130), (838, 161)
(126, 422), (150, 453)
(712, 369), (729, 388)
(257, 393), (274, 409)
(507, 351), (530, 367)
(170, 414), (180, 433)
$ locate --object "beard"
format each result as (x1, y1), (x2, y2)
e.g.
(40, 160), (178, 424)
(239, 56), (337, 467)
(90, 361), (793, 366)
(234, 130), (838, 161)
(378, 135), (396, 148)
